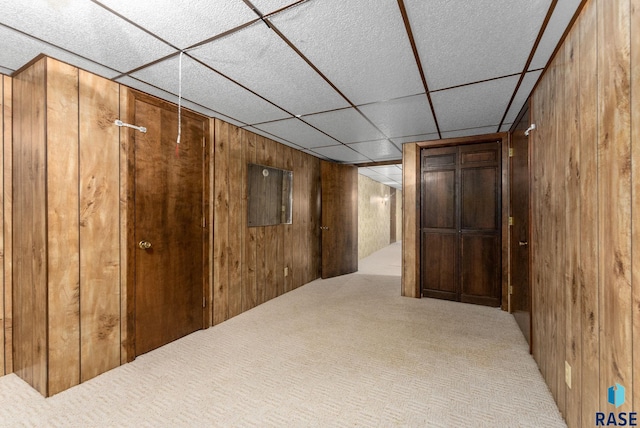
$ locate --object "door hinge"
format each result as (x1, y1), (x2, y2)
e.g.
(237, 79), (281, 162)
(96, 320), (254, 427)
(509, 147), (514, 157)
(202, 216), (206, 228)
(509, 285), (513, 295)
(509, 216), (514, 226)
(202, 137), (206, 148)
(203, 296), (206, 308)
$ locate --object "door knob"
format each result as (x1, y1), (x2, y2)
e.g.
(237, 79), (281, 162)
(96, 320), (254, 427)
(518, 241), (528, 247)
(138, 240), (152, 249)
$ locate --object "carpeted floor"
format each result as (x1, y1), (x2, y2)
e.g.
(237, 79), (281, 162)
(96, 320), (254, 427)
(0, 244), (565, 427)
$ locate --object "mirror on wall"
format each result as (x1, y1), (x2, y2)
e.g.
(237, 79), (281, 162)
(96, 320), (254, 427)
(247, 163), (293, 227)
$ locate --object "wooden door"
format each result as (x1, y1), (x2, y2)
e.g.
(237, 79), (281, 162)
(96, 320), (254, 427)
(421, 142), (501, 306)
(510, 108), (531, 349)
(321, 161), (358, 278)
(133, 93), (207, 356)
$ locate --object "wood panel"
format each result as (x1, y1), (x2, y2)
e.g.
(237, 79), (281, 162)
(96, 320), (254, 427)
(210, 119), (321, 325)
(12, 57), (48, 395)
(578, 1), (599, 422)
(597, 0), (632, 415)
(78, 70), (121, 382)
(631, 0), (640, 414)
(402, 143), (420, 298)
(46, 59), (80, 395)
(563, 26), (581, 426)
(528, 0), (637, 425)
(1, 74), (12, 376)
(213, 119), (230, 325)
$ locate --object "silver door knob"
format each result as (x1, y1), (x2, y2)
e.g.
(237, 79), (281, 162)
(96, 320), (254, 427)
(138, 240), (152, 249)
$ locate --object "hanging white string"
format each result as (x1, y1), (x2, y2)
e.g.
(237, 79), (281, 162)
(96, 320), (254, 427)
(176, 51), (184, 155)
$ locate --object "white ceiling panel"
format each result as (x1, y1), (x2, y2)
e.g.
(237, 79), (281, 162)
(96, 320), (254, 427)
(252, 0), (303, 16)
(253, 118), (339, 149)
(131, 55), (289, 124)
(310, 145), (370, 163)
(269, 0), (423, 105)
(503, 70), (542, 124)
(347, 140), (402, 161)
(431, 75), (519, 132)
(96, 0), (257, 50)
(0, 0), (175, 73)
(406, 0), (552, 90)
(358, 95), (437, 138)
(191, 22), (349, 117)
(441, 126), (502, 140)
(0, 25), (120, 78)
(529, 0), (583, 70)
(391, 133), (440, 145)
(500, 123), (514, 133)
(303, 108), (386, 143)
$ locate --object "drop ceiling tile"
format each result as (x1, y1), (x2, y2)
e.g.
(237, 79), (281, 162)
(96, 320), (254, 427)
(269, 0), (423, 104)
(253, 118), (338, 149)
(191, 22), (348, 117)
(441, 126), (502, 139)
(530, 0), (583, 70)
(302, 108), (386, 143)
(0, 26), (120, 79)
(405, 0), (552, 90)
(347, 140), (401, 161)
(131, 55), (289, 124)
(391, 133), (440, 145)
(0, 66), (11, 75)
(0, 0), (175, 72)
(368, 165), (403, 176)
(358, 94), (437, 138)
(431, 75), (519, 132)
(503, 70), (542, 124)
(310, 145), (370, 163)
(252, 0), (303, 16)
(500, 123), (514, 133)
(96, 0), (257, 50)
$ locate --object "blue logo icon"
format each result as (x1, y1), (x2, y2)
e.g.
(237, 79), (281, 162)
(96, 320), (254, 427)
(608, 383), (625, 408)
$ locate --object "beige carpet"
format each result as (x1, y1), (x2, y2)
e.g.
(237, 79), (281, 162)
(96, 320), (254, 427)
(0, 246), (565, 427)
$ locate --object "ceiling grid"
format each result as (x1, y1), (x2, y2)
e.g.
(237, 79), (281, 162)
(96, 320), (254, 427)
(0, 0), (585, 185)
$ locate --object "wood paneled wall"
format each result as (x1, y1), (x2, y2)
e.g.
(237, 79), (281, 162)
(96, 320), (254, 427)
(530, 0), (639, 425)
(402, 143), (420, 298)
(1, 75), (12, 377)
(210, 119), (321, 326)
(12, 57), (122, 396)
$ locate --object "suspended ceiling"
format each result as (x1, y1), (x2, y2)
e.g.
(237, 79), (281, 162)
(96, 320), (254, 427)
(0, 0), (582, 181)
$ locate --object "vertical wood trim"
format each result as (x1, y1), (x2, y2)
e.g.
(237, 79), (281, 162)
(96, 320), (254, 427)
(119, 86), (136, 361)
(203, 118), (211, 329)
(207, 119), (215, 326)
(45, 59), (80, 395)
(275, 143), (285, 297)
(564, 23), (582, 427)
(402, 143), (420, 298)
(264, 139), (277, 301)
(228, 125), (243, 318)
(255, 136), (267, 301)
(578, 1), (600, 421)
(245, 132), (257, 310)
(311, 156), (321, 281)
(283, 146), (294, 293)
(78, 71), (121, 382)
(292, 149), (303, 288)
(213, 119), (229, 325)
(238, 128), (249, 312)
(501, 136), (510, 311)
(1, 75), (11, 376)
(631, 0), (640, 413)
(597, 0), (633, 414)
(12, 57), (48, 395)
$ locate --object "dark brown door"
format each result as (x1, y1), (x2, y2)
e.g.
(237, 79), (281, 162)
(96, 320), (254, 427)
(133, 93), (206, 356)
(421, 142), (501, 306)
(510, 107), (531, 349)
(321, 161), (358, 278)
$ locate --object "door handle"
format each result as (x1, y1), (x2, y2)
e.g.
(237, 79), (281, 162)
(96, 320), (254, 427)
(518, 241), (528, 247)
(138, 240), (152, 249)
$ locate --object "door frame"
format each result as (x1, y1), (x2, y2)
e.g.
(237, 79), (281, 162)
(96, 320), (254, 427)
(120, 88), (211, 362)
(404, 132), (510, 310)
